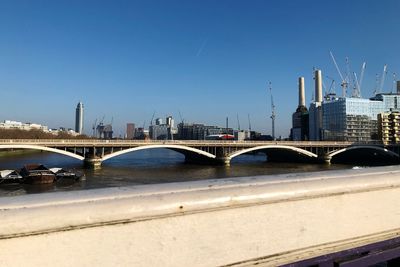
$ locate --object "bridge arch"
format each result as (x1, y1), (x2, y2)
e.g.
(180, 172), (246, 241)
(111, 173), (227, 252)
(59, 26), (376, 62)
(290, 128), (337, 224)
(328, 146), (400, 159)
(101, 144), (216, 162)
(0, 144), (85, 161)
(228, 145), (318, 161)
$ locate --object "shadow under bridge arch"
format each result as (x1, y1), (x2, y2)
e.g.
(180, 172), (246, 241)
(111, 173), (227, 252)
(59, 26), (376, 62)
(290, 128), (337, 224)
(0, 144), (85, 161)
(329, 145), (400, 165)
(228, 145), (318, 163)
(101, 144), (216, 164)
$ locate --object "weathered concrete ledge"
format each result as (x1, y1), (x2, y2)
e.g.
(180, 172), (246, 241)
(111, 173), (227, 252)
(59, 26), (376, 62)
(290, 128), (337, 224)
(1, 166), (400, 266)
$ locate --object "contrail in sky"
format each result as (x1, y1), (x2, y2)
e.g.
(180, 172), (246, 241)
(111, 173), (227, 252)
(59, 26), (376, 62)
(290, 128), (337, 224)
(196, 38), (208, 57)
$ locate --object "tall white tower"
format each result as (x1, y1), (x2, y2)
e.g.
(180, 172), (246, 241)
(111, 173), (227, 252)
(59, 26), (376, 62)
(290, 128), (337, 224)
(298, 76), (306, 107)
(309, 70), (323, 140)
(75, 102), (84, 134)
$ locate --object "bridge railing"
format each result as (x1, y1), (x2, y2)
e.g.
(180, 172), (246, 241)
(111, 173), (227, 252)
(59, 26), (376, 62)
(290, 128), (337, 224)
(1, 166), (400, 266)
(0, 139), (385, 146)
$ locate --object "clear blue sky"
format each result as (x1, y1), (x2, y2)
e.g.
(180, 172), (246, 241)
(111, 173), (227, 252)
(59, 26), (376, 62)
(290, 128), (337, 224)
(0, 0), (399, 137)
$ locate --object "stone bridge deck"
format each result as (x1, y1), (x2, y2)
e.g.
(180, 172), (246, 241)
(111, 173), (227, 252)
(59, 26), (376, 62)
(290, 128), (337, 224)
(0, 139), (399, 167)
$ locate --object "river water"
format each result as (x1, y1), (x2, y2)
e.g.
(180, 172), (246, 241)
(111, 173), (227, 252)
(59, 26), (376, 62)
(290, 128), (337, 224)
(0, 149), (358, 197)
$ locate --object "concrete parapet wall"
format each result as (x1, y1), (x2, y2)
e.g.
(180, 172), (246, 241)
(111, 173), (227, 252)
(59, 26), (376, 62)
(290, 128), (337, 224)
(1, 166), (400, 266)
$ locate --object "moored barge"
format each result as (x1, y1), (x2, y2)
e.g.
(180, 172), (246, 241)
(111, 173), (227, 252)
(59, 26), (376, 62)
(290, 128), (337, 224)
(20, 164), (56, 184)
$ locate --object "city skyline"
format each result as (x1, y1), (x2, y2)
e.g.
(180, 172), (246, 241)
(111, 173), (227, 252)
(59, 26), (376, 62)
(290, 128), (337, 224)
(1, 1), (400, 137)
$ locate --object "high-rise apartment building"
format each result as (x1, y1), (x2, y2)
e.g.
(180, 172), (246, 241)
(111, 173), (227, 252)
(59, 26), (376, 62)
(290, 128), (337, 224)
(378, 111), (400, 144)
(126, 123), (135, 139)
(75, 102), (84, 134)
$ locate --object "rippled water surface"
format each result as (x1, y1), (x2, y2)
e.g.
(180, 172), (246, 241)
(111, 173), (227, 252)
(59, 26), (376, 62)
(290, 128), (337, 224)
(0, 149), (355, 196)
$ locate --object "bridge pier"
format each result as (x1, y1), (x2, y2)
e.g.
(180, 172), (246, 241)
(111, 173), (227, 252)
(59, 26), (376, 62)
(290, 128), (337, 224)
(215, 147), (231, 166)
(215, 157), (231, 166)
(317, 151), (332, 164)
(84, 158), (103, 169)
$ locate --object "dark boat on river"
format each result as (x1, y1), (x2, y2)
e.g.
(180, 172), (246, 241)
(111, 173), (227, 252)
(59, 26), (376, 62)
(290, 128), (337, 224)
(0, 170), (23, 184)
(20, 164), (56, 184)
(49, 168), (83, 181)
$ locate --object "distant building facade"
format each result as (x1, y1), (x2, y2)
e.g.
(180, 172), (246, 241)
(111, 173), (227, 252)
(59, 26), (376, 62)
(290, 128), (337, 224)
(135, 128), (149, 140)
(322, 98), (378, 141)
(155, 118), (162, 125)
(378, 111), (400, 144)
(166, 116), (174, 128)
(0, 120), (48, 132)
(149, 116), (177, 140)
(295, 68), (400, 141)
(234, 130), (251, 141)
(322, 94), (400, 141)
(126, 123), (135, 139)
(96, 123), (113, 139)
(75, 102), (84, 134)
(149, 124), (170, 140)
(48, 128), (79, 136)
(177, 123), (233, 140)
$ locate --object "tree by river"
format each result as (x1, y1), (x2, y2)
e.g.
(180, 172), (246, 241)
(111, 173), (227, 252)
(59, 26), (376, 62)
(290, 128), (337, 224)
(0, 129), (91, 139)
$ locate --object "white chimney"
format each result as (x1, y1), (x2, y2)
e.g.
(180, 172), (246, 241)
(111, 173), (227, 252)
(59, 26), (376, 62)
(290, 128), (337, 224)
(315, 70), (322, 103)
(299, 77), (305, 107)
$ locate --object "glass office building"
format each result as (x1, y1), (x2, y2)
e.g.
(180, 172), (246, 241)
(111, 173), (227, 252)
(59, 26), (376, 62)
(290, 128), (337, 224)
(321, 94), (400, 141)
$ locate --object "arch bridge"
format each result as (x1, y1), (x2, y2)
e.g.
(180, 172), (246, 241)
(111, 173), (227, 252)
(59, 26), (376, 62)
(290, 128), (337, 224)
(0, 139), (399, 167)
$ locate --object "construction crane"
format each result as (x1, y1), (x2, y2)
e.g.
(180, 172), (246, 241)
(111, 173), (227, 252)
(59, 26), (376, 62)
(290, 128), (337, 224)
(345, 57), (357, 97)
(178, 110), (184, 124)
(378, 64), (388, 94)
(374, 73), (380, 95)
(356, 62), (366, 97)
(100, 115), (105, 124)
(326, 76), (336, 94)
(268, 81), (276, 140)
(330, 51), (348, 97)
(237, 114), (241, 131)
(92, 118), (98, 137)
(150, 111), (155, 126)
(353, 72), (360, 98)
(345, 57), (362, 98)
(324, 75), (336, 92)
(247, 114), (252, 132)
(359, 62), (366, 92)
(393, 73), (397, 93)
(324, 76), (336, 101)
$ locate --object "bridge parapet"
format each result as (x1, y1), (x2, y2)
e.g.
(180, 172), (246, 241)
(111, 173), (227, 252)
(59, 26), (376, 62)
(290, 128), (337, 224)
(2, 166), (400, 266)
(0, 139), (399, 167)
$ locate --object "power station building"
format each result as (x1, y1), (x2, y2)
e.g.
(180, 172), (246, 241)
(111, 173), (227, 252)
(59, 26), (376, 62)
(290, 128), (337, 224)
(291, 71), (400, 142)
(308, 70), (324, 141)
(291, 77), (309, 141)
